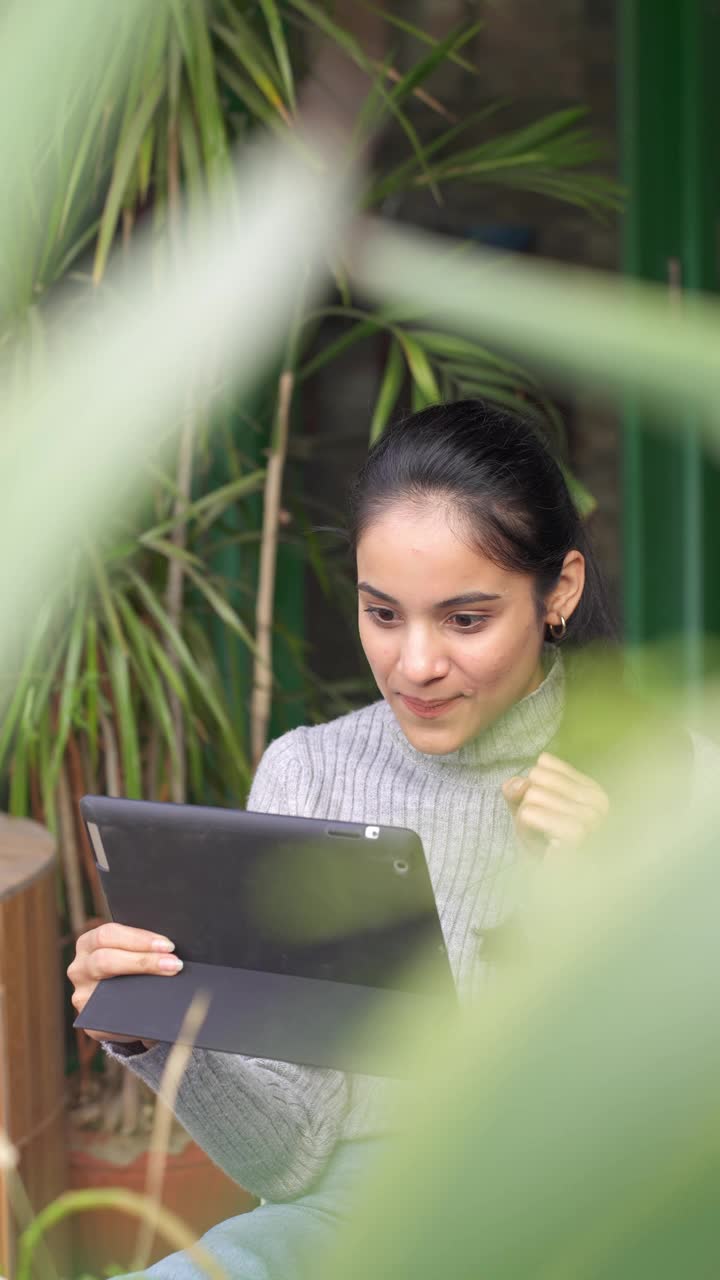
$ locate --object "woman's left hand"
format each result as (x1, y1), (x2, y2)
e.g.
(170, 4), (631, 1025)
(502, 752), (610, 854)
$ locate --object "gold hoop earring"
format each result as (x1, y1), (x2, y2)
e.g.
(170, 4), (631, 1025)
(547, 615), (567, 642)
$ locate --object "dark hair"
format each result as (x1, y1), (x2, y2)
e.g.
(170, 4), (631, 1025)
(348, 399), (616, 646)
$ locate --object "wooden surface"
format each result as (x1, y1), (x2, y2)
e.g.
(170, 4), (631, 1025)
(0, 815), (67, 1278)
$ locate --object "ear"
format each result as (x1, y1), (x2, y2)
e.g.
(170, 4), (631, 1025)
(545, 549), (585, 627)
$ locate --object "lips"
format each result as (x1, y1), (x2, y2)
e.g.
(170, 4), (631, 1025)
(398, 694), (460, 719)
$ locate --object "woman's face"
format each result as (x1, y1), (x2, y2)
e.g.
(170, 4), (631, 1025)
(356, 500), (550, 755)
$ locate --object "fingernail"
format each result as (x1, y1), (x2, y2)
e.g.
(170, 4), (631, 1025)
(158, 956), (183, 973)
(151, 938), (175, 952)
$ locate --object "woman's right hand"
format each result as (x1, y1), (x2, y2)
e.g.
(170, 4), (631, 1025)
(67, 923), (182, 1047)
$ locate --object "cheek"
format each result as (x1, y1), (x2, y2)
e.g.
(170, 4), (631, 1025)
(456, 617), (540, 689)
(358, 617), (395, 677)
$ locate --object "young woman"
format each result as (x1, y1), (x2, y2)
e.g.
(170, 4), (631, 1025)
(68, 399), (690, 1278)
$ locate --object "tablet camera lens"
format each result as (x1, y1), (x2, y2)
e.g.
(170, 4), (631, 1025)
(393, 858), (409, 876)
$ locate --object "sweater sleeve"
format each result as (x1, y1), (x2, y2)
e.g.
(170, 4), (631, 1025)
(105, 733), (351, 1202)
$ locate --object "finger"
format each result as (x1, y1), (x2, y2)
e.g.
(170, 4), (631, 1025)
(77, 923), (175, 955)
(502, 776), (530, 812)
(527, 764), (605, 809)
(520, 784), (605, 825)
(536, 753), (600, 789)
(516, 804), (586, 849)
(87, 947), (183, 981)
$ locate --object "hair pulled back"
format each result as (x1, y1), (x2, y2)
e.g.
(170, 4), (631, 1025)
(348, 399), (614, 646)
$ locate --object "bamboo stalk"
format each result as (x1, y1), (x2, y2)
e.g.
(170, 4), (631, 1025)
(132, 991), (211, 1271)
(251, 368), (294, 769)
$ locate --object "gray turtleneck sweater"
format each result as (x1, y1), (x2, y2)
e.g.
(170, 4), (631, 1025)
(111, 656), (565, 1200)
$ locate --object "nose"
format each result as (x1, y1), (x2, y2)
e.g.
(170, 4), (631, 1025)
(397, 625), (451, 686)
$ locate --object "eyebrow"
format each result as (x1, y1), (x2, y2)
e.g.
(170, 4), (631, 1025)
(357, 582), (501, 609)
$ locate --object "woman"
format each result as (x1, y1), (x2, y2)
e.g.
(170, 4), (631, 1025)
(68, 400), (687, 1278)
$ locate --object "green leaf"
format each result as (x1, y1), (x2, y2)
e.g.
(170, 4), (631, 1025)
(179, 97), (203, 205)
(356, 1), (480, 72)
(213, 20), (290, 121)
(409, 329), (538, 381)
(37, 700), (57, 832)
(141, 537), (203, 568)
(0, 601), (52, 776)
(85, 614), (99, 772)
(142, 628), (189, 706)
(215, 57), (288, 136)
(137, 118), (156, 202)
(139, 469), (266, 540)
(88, 549), (126, 652)
(108, 642), (141, 797)
(398, 333), (440, 405)
(354, 220), (720, 444)
(286, 0), (437, 194)
(299, 315), (385, 382)
(47, 588), (88, 792)
(559, 461), (597, 519)
(258, 0), (297, 111)
(114, 593), (182, 783)
(126, 568), (249, 782)
(370, 338), (405, 444)
(183, 565), (258, 655)
(9, 719), (29, 817)
(93, 69), (166, 282)
(365, 103), (505, 207)
(182, 1), (229, 176)
(167, 0), (193, 62)
(384, 22), (481, 113)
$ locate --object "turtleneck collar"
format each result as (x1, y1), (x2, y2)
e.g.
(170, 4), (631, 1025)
(381, 648), (566, 771)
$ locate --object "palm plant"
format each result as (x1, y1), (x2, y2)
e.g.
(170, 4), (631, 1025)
(0, 1), (618, 1121)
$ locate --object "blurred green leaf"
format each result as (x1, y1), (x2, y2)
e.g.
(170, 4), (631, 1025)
(370, 337), (405, 443)
(94, 70), (166, 282)
(398, 332), (441, 405)
(259, 0), (297, 112)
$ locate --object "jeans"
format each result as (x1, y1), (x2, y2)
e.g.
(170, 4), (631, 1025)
(119, 1138), (382, 1280)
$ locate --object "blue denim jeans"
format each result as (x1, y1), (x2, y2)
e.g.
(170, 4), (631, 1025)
(120, 1138), (382, 1280)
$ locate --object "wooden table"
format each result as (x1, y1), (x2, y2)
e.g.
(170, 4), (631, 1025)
(0, 815), (67, 1278)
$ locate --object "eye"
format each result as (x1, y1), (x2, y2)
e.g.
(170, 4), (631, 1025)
(448, 613), (490, 632)
(364, 606), (400, 626)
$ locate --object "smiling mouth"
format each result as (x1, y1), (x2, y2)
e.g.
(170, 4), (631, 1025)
(398, 693), (461, 718)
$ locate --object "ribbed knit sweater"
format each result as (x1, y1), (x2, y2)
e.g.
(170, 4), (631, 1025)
(111, 654), (566, 1201)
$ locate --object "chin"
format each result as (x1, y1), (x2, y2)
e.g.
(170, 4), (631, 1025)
(402, 723), (465, 756)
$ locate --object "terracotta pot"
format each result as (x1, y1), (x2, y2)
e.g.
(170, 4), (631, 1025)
(68, 1126), (258, 1274)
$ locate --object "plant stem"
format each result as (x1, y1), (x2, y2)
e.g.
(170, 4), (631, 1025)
(251, 368), (293, 769)
(164, 409), (194, 803)
(163, 85), (191, 805)
(133, 991), (211, 1270)
(17, 1188), (227, 1280)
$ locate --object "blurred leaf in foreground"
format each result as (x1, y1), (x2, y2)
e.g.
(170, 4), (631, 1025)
(0, 131), (353, 683)
(315, 710), (720, 1279)
(352, 218), (720, 446)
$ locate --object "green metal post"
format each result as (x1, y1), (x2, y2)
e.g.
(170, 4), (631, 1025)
(620, 0), (720, 686)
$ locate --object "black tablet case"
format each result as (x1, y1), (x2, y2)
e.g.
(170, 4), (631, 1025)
(75, 797), (455, 1075)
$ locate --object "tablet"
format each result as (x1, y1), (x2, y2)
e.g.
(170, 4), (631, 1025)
(75, 796), (456, 1076)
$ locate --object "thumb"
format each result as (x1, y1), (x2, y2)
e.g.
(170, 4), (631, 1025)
(502, 775), (530, 813)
